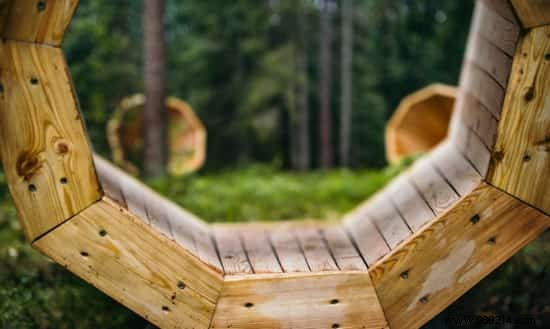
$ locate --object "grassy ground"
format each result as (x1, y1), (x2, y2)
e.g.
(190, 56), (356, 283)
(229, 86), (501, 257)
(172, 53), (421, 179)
(0, 161), (548, 328)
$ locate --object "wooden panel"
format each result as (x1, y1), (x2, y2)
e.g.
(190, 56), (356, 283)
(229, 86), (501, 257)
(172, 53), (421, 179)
(34, 198), (224, 329)
(344, 207), (390, 266)
(481, 0), (520, 23)
(511, 0), (550, 28)
(365, 194), (412, 249)
(296, 228), (339, 271)
(430, 142), (481, 196)
(465, 130), (492, 176)
(0, 0), (78, 46)
(211, 272), (388, 329)
(322, 226), (367, 271)
(241, 229), (283, 274)
(369, 183), (549, 329)
(472, 1), (521, 56)
(214, 228), (253, 275)
(387, 174), (435, 232)
(459, 63), (505, 119)
(408, 157), (460, 214)
(0, 41), (100, 241)
(269, 227), (310, 273)
(95, 155), (223, 272)
(466, 33), (513, 88)
(489, 26), (550, 214)
(456, 91), (499, 148)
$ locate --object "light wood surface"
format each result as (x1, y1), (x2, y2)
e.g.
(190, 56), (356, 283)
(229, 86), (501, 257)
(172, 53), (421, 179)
(369, 183), (549, 329)
(481, 0), (520, 24)
(296, 228), (339, 272)
(0, 0), (78, 46)
(488, 26), (550, 214)
(0, 41), (100, 241)
(240, 229), (283, 274)
(472, 1), (521, 56)
(34, 198), (224, 329)
(269, 227), (311, 273)
(511, 0), (550, 28)
(322, 226), (367, 271)
(211, 272), (388, 329)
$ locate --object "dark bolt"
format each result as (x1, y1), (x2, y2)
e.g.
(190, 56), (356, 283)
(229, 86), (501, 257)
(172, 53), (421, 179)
(524, 87), (535, 102)
(330, 299), (339, 305)
(28, 184), (37, 192)
(419, 295), (429, 304)
(80, 251), (89, 257)
(37, 1), (47, 12)
(470, 214), (480, 224)
(162, 306), (170, 312)
(400, 270), (409, 279)
(244, 302), (254, 308)
(487, 237), (497, 245)
(60, 177), (68, 184)
(99, 229), (107, 237)
(332, 324), (340, 329)
(0, 83), (4, 92)
(30, 77), (39, 85)
(523, 154), (531, 162)
(545, 53), (550, 61)
(177, 281), (186, 290)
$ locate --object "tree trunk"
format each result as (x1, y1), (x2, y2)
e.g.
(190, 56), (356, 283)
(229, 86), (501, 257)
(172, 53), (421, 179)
(339, 0), (353, 167)
(295, 4), (310, 171)
(319, 0), (333, 169)
(143, 0), (167, 178)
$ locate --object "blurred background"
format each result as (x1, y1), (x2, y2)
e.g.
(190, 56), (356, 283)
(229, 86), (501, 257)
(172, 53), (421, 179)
(0, 0), (548, 328)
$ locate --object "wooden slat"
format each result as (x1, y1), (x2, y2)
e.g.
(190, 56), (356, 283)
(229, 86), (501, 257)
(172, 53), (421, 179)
(459, 63), (505, 119)
(408, 157), (460, 215)
(214, 228), (253, 275)
(34, 198), (224, 329)
(465, 130), (492, 176)
(0, 41), (100, 241)
(466, 32), (513, 88)
(488, 26), (550, 214)
(211, 272), (388, 329)
(430, 142), (481, 196)
(296, 228), (339, 272)
(269, 227), (310, 273)
(481, 0), (520, 23)
(0, 0), (78, 46)
(365, 194), (412, 249)
(344, 208), (390, 266)
(472, 1), (521, 56)
(456, 91), (499, 148)
(369, 183), (549, 329)
(386, 174), (435, 232)
(322, 226), (367, 271)
(511, 0), (550, 28)
(241, 229), (283, 273)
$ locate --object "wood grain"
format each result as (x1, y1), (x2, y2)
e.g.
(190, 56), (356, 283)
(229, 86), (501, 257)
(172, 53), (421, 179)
(472, 1), (521, 56)
(0, 0), (78, 46)
(488, 26), (550, 214)
(0, 41), (100, 241)
(269, 227), (310, 273)
(511, 0), (550, 28)
(296, 228), (339, 272)
(466, 32), (513, 88)
(321, 226), (367, 271)
(455, 91), (498, 148)
(241, 228), (283, 274)
(459, 63), (505, 119)
(214, 227), (254, 275)
(387, 174), (435, 232)
(480, 0), (520, 24)
(34, 198), (224, 329)
(431, 142), (481, 196)
(211, 272), (388, 329)
(369, 183), (549, 329)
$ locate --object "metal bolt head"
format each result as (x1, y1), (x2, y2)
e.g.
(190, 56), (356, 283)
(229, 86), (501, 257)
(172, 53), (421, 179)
(37, 1), (47, 12)
(470, 214), (480, 224)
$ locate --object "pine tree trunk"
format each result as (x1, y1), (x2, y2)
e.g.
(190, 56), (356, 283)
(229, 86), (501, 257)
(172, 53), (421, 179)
(319, 0), (333, 169)
(295, 4), (310, 171)
(143, 0), (167, 178)
(340, 0), (353, 167)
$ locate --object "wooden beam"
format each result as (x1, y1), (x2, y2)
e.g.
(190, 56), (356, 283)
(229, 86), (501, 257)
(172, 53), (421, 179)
(34, 197), (224, 329)
(211, 272), (388, 329)
(0, 0), (78, 46)
(488, 26), (550, 214)
(369, 183), (549, 329)
(0, 41), (100, 241)
(511, 0), (550, 28)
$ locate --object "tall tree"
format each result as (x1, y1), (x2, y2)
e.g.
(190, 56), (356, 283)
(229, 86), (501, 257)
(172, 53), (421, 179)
(143, 0), (167, 178)
(319, 0), (333, 169)
(339, 0), (353, 167)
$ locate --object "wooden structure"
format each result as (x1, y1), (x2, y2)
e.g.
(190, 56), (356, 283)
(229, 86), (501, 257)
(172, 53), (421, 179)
(386, 84), (456, 164)
(0, 1), (549, 329)
(107, 94), (206, 176)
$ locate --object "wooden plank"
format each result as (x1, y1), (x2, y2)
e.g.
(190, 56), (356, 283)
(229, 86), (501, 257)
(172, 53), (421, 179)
(321, 226), (367, 271)
(456, 91), (499, 148)
(430, 142), (482, 196)
(365, 194), (412, 249)
(269, 227), (310, 273)
(386, 174), (435, 232)
(211, 272), (388, 329)
(93, 155), (126, 207)
(466, 32), (513, 88)
(472, 1), (521, 56)
(511, 0), (550, 28)
(214, 228), (253, 275)
(408, 157), (460, 215)
(0, 0), (78, 46)
(369, 183), (549, 329)
(488, 26), (550, 214)
(481, 0), (520, 23)
(33, 198), (224, 329)
(0, 41), (100, 241)
(459, 63), (505, 119)
(465, 128), (492, 176)
(296, 228), (339, 272)
(343, 207), (390, 266)
(241, 229), (283, 273)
